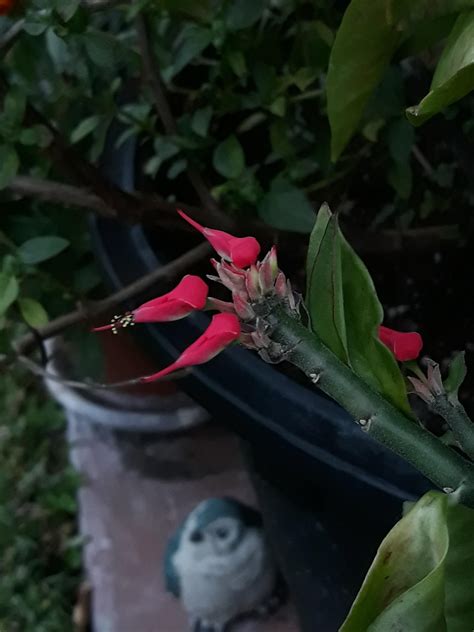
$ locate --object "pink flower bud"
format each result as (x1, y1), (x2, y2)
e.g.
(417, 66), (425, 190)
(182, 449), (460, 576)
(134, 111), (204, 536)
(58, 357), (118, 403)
(93, 275), (208, 334)
(210, 258), (247, 293)
(141, 313), (241, 382)
(274, 272), (287, 298)
(177, 209), (260, 268)
(206, 297), (236, 314)
(378, 325), (423, 361)
(245, 265), (261, 300)
(232, 292), (255, 320)
(259, 246), (279, 294)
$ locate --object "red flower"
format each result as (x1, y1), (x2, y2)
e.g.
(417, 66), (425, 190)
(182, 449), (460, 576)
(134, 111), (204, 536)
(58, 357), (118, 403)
(141, 313), (241, 382)
(378, 325), (423, 361)
(0, 0), (14, 14)
(177, 209), (260, 268)
(93, 275), (208, 333)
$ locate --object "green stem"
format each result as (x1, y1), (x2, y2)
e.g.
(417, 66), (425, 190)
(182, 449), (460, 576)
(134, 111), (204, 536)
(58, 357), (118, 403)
(268, 308), (474, 508)
(429, 395), (474, 462)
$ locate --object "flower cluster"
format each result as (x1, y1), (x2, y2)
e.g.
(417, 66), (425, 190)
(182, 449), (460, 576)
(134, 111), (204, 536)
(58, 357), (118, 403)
(94, 210), (423, 381)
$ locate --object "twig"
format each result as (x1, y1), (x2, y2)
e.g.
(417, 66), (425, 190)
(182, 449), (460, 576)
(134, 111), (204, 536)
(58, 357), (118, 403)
(13, 241), (211, 357)
(17, 353), (189, 390)
(412, 144), (435, 178)
(135, 14), (233, 230)
(6, 175), (202, 226)
(82, 0), (125, 10)
(0, 19), (25, 54)
(8, 176), (116, 218)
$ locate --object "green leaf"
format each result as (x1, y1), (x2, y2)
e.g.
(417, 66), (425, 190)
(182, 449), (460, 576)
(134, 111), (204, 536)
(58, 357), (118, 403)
(19, 125), (52, 148)
(305, 203), (348, 361)
(191, 106), (213, 137)
(0, 273), (19, 316)
(305, 205), (411, 413)
(407, 11), (474, 125)
(18, 236), (70, 265)
(327, 0), (402, 162)
(18, 298), (49, 328)
(327, 0), (474, 160)
(444, 352), (467, 400)
(164, 25), (213, 80)
(212, 135), (245, 179)
(341, 491), (474, 632)
(0, 145), (19, 190)
(70, 116), (101, 144)
(83, 31), (123, 69)
(387, 117), (415, 163)
(388, 161), (413, 199)
(225, 0), (265, 31)
(258, 178), (315, 234)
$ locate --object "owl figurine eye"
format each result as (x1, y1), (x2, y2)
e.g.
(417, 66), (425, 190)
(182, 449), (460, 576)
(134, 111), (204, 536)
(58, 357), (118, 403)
(215, 526), (228, 539)
(189, 530), (204, 543)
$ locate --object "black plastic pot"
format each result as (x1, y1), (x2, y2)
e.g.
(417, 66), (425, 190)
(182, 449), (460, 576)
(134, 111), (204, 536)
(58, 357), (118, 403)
(91, 136), (431, 631)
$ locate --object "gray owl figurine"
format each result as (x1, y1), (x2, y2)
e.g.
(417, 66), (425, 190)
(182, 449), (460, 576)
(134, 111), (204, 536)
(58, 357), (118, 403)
(164, 497), (279, 632)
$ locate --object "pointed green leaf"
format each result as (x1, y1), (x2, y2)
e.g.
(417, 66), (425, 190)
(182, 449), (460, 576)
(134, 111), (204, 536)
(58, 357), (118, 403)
(444, 351), (467, 400)
(341, 491), (474, 632)
(444, 498), (474, 631)
(258, 179), (315, 234)
(0, 145), (19, 190)
(212, 135), (245, 179)
(305, 204), (348, 362)
(306, 205), (410, 413)
(18, 298), (49, 328)
(407, 11), (474, 125)
(0, 273), (19, 316)
(18, 236), (70, 265)
(327, 0), (402, 162)
(327, 0), (474, 160)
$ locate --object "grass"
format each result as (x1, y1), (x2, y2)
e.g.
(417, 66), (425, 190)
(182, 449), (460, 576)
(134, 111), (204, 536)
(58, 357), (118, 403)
(0, 371), (82, 632)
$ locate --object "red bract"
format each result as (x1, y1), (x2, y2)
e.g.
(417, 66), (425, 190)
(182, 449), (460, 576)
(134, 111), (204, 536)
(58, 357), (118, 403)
(177, 209), (260, 268)
(141, 313), (241, 382)
(378, 325), (423, 361)
(93, 275), (208, 333)
(0, 0), (14, 14)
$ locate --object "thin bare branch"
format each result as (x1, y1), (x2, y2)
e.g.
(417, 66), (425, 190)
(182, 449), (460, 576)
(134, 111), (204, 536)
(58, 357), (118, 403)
(13, 241), (211, 357)
(6, 175), (203, 226)
(8, 176), (117, 218)
(0, 19), (24, 54)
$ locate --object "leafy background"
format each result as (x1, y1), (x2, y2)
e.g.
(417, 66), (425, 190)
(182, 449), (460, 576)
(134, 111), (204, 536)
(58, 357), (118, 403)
(0, 0), (474, 627)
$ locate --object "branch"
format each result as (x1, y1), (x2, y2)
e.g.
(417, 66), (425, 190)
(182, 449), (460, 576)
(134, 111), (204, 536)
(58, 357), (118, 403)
(268, 307), (474, 508)
(8, 176), (116, 218)
(6, 175), (204, 228)
(13, 241), (211, 357)
(0, 19), (25, 53)
(135, 14), (234, 231)
(429, 395), (474, 462)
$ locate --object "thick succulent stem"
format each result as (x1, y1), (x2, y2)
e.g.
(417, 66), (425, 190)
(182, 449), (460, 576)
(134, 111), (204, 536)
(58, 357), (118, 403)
(429, 395), (474, 462)
(267, 307), (474, 508)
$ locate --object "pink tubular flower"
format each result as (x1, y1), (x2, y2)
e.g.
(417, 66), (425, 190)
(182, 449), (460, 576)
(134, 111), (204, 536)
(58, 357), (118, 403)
(177, 209), (260, 268)
(378, 325), (423, 361)
(93, 275), (208, 333)
(141, 313), (241, 382)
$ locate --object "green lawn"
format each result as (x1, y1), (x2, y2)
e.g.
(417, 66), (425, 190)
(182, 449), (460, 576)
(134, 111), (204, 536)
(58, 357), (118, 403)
(0, 371), (82, 632)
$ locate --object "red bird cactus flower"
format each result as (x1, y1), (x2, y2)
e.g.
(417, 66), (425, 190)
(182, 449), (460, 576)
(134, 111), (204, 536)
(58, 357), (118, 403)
(140, 313), (241, 382)
(177, 209), (260, 268)
(93, 275), (208, 333)
(378, 325), (423, 362)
